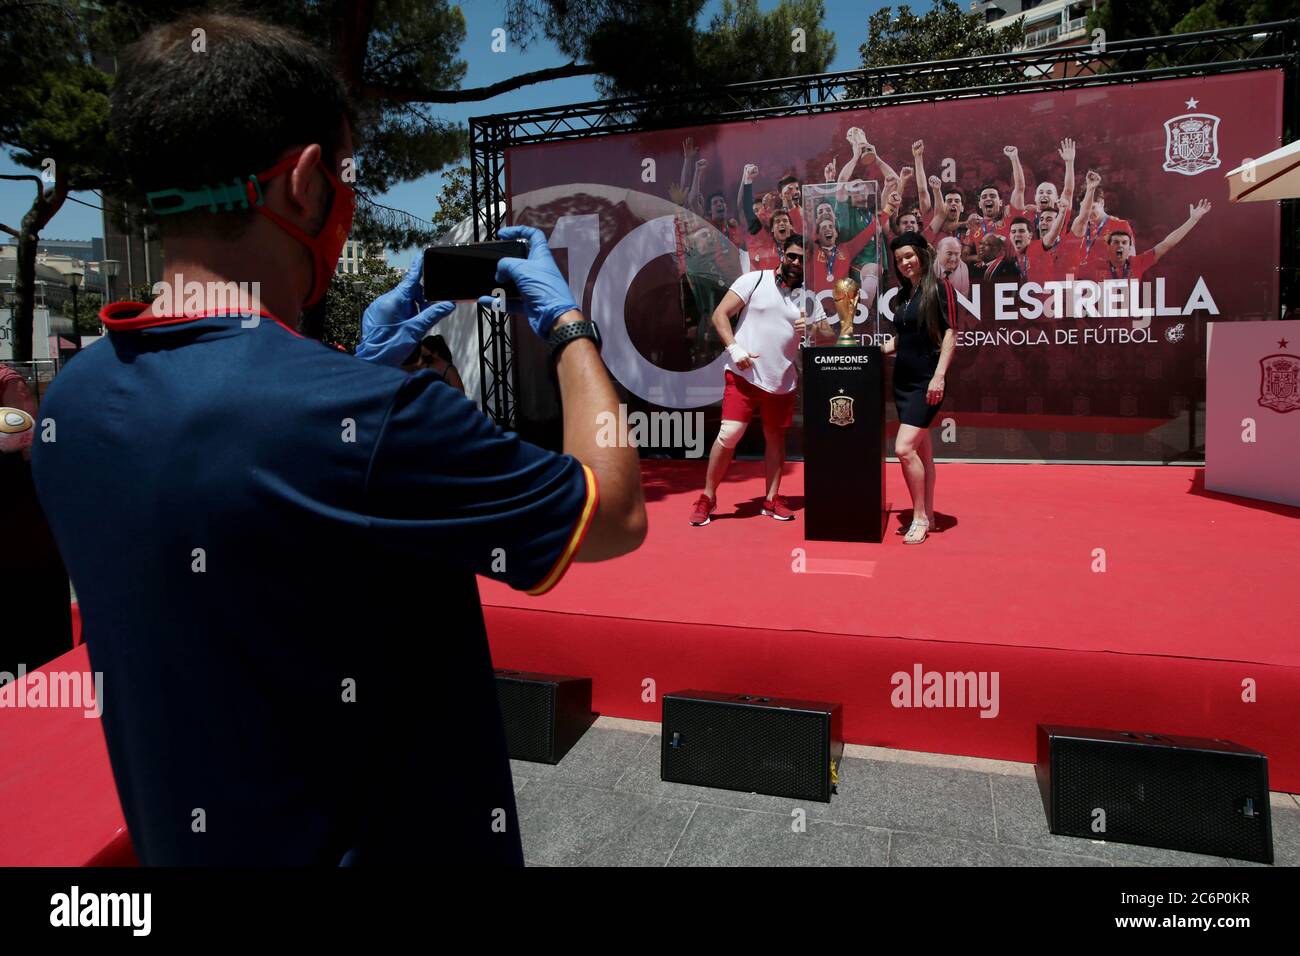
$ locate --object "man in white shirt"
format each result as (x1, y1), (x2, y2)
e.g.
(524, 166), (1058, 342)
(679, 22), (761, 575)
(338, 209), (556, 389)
(689, 236), (828, 525)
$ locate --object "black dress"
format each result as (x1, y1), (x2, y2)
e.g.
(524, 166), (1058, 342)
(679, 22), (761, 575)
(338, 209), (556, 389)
(891, 282), (952, 428)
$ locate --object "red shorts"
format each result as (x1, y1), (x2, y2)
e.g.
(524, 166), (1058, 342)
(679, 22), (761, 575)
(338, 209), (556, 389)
(721, 370), (796, 429)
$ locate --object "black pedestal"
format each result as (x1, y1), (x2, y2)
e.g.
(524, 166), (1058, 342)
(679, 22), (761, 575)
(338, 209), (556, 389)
(802, 345), (886, 543)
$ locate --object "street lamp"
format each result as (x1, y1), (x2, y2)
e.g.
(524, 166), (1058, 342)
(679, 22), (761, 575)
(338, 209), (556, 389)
(352, 279), (364, 350)
(69, 268), (84, 351)
(102, 259), (119, 304)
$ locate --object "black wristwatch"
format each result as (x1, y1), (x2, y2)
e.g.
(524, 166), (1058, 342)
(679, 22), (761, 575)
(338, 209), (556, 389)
(548, 318), (601, 360)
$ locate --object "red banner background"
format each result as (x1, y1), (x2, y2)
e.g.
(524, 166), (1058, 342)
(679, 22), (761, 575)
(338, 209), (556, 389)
(506, 70), (1283, 461)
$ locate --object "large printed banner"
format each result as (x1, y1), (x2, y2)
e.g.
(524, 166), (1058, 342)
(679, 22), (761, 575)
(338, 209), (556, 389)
(506, 71), (1283, 461)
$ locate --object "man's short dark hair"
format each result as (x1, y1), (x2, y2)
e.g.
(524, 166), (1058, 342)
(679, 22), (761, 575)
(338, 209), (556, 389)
(943, 188), (963, 201)
(112, 14), (357, 239)
(781, 235), (804, 253)
(777, 175), (800, 190)
(1107, 230), (1133, 244)
(979, 183), (1000, 197)
(1010, 217), (1031, 230)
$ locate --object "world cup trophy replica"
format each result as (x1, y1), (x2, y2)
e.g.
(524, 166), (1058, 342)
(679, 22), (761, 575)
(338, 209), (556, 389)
(832, 276), (860, 346)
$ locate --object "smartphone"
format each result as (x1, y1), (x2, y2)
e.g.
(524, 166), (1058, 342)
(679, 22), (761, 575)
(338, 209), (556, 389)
(422, 240), (528, 302)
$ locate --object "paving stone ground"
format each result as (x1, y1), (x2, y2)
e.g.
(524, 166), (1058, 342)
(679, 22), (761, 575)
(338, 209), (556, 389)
(509, 720), (1300, 868)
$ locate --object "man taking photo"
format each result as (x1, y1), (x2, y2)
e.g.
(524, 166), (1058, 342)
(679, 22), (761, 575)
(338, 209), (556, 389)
(31, 13), (645, 866)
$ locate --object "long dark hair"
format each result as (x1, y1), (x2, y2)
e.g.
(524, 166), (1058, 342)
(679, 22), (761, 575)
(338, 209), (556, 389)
(889, 231), (946, 349)
(421, 334), (454, 365)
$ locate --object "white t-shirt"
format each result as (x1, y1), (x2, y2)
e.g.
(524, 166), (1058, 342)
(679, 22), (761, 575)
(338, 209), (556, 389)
(724, 270), (826, 395)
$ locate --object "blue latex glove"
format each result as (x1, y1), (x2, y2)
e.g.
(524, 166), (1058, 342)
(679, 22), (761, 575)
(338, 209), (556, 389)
(475, 225), (579, 338)
(355, 258), (456, 367)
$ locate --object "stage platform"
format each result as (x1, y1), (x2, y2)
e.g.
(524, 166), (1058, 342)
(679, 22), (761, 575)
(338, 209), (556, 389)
(482, 461), (1300, 792)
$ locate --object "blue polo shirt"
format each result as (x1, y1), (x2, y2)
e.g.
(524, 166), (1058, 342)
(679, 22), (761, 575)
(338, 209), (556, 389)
(31, 303), (597, 866)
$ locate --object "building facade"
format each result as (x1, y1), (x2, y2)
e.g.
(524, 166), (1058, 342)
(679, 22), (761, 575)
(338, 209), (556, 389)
(336, 238), (387, 275)
(975, 0), (1097, 52)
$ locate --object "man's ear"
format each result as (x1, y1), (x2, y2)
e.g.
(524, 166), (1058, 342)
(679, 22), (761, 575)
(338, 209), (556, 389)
(285, 143), (325, 217)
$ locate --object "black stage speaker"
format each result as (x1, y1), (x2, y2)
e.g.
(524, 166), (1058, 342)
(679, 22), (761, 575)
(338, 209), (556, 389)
(1036, 725), (1273, 863)
(802, 345), (886, 543)
(661, 690), (843, 802)
(494, 669), (597, 764)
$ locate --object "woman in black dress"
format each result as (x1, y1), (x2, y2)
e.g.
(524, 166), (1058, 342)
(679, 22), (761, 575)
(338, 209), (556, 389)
(884, 232), (956, 545)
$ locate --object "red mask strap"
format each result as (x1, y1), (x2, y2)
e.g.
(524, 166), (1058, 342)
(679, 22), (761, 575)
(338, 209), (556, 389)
(250, 151), (325, 247)
(247, 148), (357, 307)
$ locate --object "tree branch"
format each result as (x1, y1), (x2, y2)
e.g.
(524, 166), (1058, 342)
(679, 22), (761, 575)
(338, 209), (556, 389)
(336, 0), (379, 90)
(0, 222), (20, 238)
(360, 61), (598, 103)
(0, 172), (45, 195)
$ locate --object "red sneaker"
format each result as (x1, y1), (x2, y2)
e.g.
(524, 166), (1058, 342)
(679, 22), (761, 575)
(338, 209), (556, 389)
(689, 494), (716, 526)
(761, 495), (795, 520)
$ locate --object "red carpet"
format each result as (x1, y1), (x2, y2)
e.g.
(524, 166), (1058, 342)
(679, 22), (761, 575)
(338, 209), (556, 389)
(5, 461), (1295, 865)
(483, 461), (1300, 790)
(0, 644), (135, 866)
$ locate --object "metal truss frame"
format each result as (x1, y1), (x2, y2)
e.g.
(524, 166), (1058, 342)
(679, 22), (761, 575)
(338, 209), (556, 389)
(470, 19), (1300, 426)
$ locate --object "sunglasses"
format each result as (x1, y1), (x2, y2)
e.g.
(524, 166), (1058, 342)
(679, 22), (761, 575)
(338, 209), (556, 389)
(784, 251), (804, 262)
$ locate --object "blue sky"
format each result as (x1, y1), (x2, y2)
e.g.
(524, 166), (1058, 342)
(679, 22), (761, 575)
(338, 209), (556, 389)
(0, 0), (890, 260)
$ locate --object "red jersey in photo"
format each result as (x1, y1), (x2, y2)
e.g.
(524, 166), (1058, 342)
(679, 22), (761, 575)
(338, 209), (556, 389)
(1077, 214), (1133, 267)
(1080, 249), (1158, 284)
(808, 222), (877, 293)
(1026, 234), (1084, 285)
(970, 205), (1031, 245)
(748, 230), (783, 272)
(1029, 204), (1071, 238)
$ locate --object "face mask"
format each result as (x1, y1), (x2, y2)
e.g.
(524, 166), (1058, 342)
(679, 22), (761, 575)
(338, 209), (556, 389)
(252, 149), (356, 307)
(145, 147), (356, 311)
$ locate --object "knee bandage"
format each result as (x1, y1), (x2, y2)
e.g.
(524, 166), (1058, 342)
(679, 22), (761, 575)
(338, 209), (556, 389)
(714, 419), (747, 449)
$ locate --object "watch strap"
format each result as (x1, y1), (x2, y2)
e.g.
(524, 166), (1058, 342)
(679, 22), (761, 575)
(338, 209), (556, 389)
(548, 319), (600, 359)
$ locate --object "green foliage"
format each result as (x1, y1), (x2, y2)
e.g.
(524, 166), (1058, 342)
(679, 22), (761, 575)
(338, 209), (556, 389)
(507, 0), (835, 118)
(0, 1), (117, 190)
(854, 1), (1026, 95)
(1085, 1), (1297, 310)
(695, 0), (836, 87)
(68, 290), (104, 335)
(1088, 1), (1296, 74)
(429, 164), (473, 238)
(350, 0), (469, 198)
(0, 0), (472, 357)
(321, 256), (401, 353)
(1090, 0), (1294, 42)
(125, 282), (155, 303)
(90, 0), (470, 200)
(2, 0), (471, 248)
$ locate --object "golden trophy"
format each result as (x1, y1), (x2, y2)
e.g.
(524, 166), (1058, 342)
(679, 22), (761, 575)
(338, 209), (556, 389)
(832, 276), (860, 346)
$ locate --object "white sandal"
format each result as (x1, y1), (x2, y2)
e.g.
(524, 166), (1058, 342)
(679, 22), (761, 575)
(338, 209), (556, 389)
(902, 518), (929, 545)
(894, 515), (935, 538)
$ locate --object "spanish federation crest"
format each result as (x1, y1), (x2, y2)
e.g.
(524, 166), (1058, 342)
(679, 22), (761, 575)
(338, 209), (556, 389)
(1259, 353), (1300, 414)
(1162, 113), (1221, 176)
(829, 392), (854, 427)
